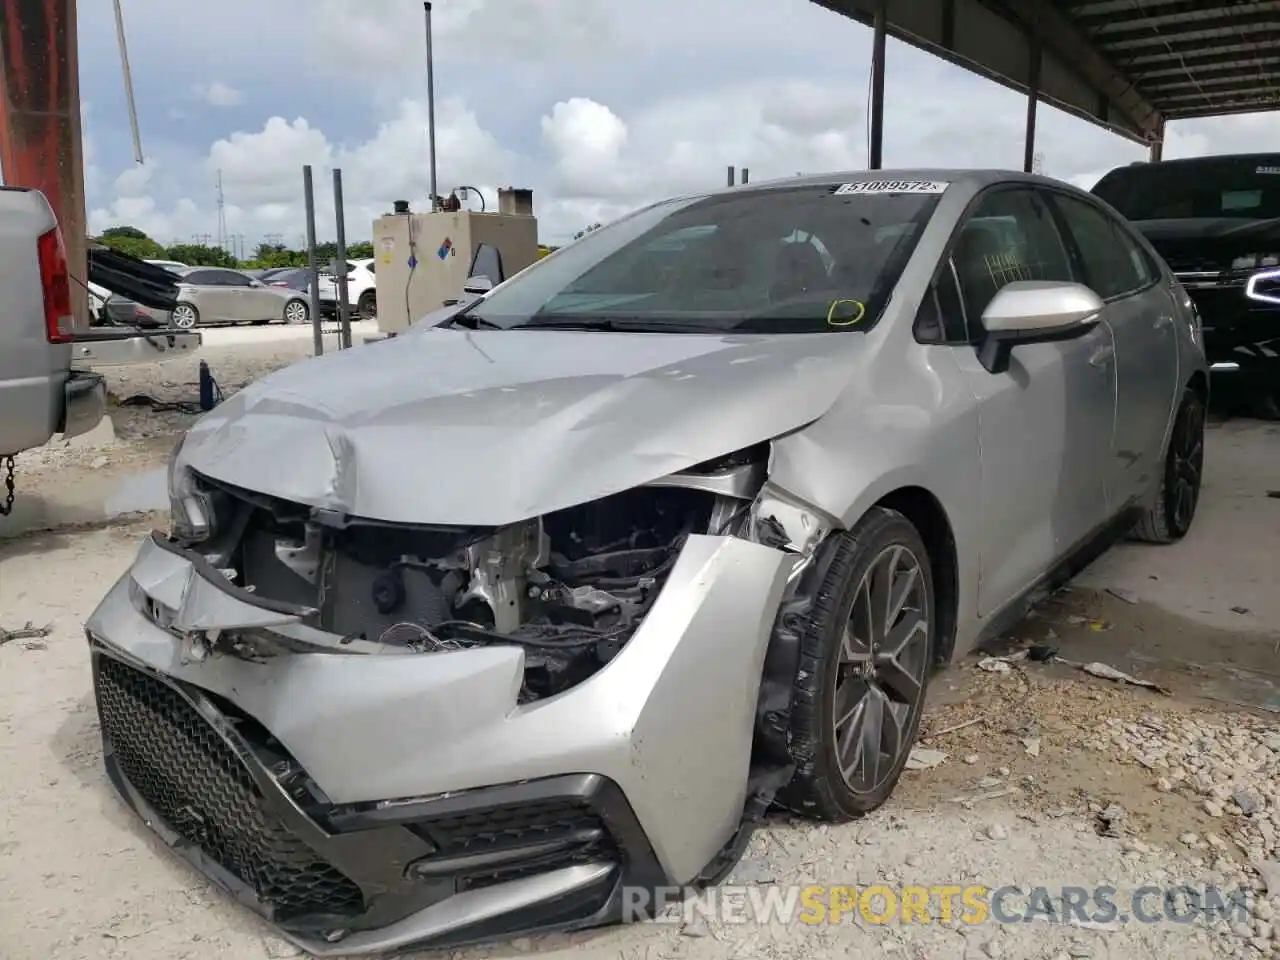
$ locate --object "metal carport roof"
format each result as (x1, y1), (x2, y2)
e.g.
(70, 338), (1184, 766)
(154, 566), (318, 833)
(814, 0), (1280, 168)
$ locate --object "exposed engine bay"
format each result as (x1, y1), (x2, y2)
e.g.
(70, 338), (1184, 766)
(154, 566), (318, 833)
(176, 445), (770, 702)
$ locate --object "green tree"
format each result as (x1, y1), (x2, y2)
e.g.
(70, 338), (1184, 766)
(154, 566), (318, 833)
(249, 243), (306, 268)
(97, 225), (166, 261)
(165, 243), (238, 267)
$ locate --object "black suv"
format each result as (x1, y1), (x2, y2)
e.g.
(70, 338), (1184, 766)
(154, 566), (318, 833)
(1093, 154), (1280, 419)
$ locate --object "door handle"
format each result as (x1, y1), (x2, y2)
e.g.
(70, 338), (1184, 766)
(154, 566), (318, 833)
(1089, 344), (1114, 367)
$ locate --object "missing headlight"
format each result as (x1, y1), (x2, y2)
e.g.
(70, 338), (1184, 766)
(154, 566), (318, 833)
(197, 484), (719, 702)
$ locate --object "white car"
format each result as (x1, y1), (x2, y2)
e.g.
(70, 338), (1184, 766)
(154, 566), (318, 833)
(317, 257), (377, 319)
(144, 259), (189, 273)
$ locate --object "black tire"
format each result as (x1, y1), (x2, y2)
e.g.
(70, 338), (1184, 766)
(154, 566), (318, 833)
(1131, 387), (1205, 543)
(776, 506), (935, 821)
(170, 302), (199, 329)
(283, 299), (309, 325)
(357, 290), (377, 320)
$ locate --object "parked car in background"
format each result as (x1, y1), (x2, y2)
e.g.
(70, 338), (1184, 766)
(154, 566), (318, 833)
(1092, 154), (1280, 418)
(263, 266), (312, 297)
(318, 256), (376, 319)
(86, 169), (1206, 955)
(87, 280), (110, 322)
(118, 266), (311, 329)
(144, 258), (188, 273)
(101, 293), (166, 328)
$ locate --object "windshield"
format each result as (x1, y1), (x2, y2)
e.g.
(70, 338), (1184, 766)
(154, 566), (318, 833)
(455, 184), (940, 333)
(1093, 156), (1280, 221)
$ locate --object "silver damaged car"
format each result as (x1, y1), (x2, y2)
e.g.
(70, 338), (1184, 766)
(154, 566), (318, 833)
(86, 170), (1208, 955)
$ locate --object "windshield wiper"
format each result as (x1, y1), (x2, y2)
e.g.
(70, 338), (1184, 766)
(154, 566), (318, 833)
(1219, 216), (1280, 238)
(513, 315), (729, 333)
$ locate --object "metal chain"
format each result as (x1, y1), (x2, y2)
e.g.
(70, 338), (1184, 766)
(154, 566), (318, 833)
(0, 455), (14, 517)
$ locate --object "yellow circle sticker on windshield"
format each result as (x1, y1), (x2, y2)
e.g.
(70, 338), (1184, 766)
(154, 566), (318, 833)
(826, 299), (866, 327)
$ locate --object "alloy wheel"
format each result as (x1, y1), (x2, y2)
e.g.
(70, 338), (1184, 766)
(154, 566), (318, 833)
(832, 544), (931, 795)
(285, 301), (307, 324)
(1168, 398), (1204, 534)
(171, 305), (196, 329)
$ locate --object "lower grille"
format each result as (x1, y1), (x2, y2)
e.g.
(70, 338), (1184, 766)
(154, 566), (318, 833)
(419, 797), (618, 890)
(94, 655), (364, 920)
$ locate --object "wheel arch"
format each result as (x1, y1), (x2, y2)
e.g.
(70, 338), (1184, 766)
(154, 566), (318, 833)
(873, 486), (960, 667)
(1186, 369), (1208, 406)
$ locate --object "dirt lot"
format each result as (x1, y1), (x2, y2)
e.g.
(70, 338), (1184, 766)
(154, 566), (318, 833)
(1, 332), (1278, 960)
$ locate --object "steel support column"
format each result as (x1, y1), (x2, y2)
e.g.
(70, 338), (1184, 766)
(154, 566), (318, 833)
(0, 0), (88, 327)
(868, 0), (887, 170)
(1149, 118), (1165, 162)
(1024, 39), (1041, 173)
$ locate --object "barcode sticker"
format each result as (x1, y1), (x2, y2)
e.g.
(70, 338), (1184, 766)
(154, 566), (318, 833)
(834, 180), (949, 195)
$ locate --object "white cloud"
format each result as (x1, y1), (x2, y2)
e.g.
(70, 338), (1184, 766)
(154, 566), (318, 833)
(312, 0), (619, 68)
(193, 81), (244, 107)
(81, 0), (1280, 250)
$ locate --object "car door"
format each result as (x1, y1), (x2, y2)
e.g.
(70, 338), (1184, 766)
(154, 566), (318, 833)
(183, 269), (233, 322)
(937, 187), (1118, 618)
(236, 271), (286, 320)
(212, 269), (261, 321)
(1048, 193), (1181, 507)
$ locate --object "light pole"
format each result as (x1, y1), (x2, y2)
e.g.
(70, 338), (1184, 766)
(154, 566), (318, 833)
(424, 2), (439, 212)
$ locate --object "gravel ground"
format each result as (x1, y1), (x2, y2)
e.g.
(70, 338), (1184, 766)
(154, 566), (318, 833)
(2, 527), (1277, 960)
(1, 328), (1278, 959)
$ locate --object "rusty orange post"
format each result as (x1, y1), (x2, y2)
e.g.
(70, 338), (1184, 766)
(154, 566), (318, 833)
(0, 0), (88, 327)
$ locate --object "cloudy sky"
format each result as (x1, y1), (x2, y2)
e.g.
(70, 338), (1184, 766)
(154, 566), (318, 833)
(76, 0), (1280, 247)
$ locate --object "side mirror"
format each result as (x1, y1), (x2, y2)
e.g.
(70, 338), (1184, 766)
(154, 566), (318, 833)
(977, 280), (1103, 374)
(462, 275), (494, 295)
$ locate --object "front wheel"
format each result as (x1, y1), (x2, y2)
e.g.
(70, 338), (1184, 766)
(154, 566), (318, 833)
(1130, 387), (1205, 543)
(283, 299), (309, 325)
(170, 303), (199, 329)
(776, 506), (935, 821)
(357, 290), (377, 321)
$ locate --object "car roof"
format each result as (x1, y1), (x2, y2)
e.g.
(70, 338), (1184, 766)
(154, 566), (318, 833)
(177, 265), (243, 278)
(662, 169), (1074, 206)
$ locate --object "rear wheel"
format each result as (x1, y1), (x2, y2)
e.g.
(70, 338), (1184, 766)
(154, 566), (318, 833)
(1131, 387), (1205, 543)
(284, 299), (309, 325)
(171, 303), (198, 329)
(357, 290), (377, 320)
(776, 507), (935, 821)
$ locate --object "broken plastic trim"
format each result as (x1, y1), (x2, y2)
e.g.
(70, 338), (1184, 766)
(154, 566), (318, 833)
(747, 482), (835, 559)
(168, 440), (212, 542)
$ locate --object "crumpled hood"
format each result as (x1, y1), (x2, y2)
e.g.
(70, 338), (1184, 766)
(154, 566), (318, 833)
(177, 327), (864, 526)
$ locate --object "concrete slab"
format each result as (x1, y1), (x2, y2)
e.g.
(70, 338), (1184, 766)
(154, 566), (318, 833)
(1075, 420), (1279, 633)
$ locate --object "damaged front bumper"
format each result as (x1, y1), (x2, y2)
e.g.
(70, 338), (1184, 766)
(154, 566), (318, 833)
(85, 530), (791, 956)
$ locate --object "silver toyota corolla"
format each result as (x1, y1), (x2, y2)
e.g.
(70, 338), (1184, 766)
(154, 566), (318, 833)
(85, 170), (1208, 955)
